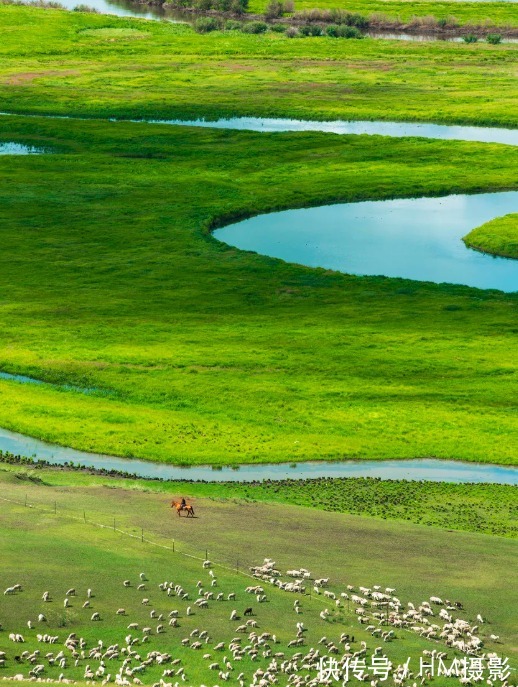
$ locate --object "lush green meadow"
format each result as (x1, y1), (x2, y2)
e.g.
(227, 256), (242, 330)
(249, 0), (518, 25)
(463, 213), (518, 259)
(0, 6), (518, 126)
(0, 467), (516, 673)
(0, 113), (517, 463)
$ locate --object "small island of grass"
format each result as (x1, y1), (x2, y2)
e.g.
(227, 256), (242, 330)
(463, 213), (518, 259)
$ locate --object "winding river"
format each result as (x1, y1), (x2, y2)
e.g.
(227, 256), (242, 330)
(0, 426), (517, 484)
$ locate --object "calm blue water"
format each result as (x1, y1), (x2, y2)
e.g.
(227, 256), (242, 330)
(0, 426), (516, 484)
(215, 192), (518, 291)
(153, 117), (518, 146)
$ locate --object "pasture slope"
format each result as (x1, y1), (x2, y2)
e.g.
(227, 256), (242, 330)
(0, 468), (516, 676)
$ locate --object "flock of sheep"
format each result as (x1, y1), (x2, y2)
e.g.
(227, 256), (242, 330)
(0, 560), (510, 687)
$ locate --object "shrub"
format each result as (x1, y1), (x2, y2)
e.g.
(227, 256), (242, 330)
(193, 16), (222, 32)
(195, 0), (213, 10)
(270, 22), (287, 31)
(299, 23), (323, 35)
(241, 20), (268, 32)
(230, 0), (247, 13)
(265, 0), (283, 19)
(326, 24), (340, 36)
(345, 12), (369, 29)
(463, 33), (478, 43)
(214, 0), (232, 11)
(339, 25), (363, 38)
(486, 33), (502, 44)
(283, 0), (294, 12)
(285, 26), (299, 37)
(225, 19), (242, 29)
(73, 3), (99, 10)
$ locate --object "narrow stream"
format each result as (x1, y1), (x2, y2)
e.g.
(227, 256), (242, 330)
(0, 426), (516, 484)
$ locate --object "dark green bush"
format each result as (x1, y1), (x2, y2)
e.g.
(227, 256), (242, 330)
(463, 33), (478, 43)
(346, 12), (369, 28)
(486, 33), (502, 44)
(326, 24), (340, 36)
(270, 23), (287, 31)
(339, 25), (363, 37)
(241, 20), (268, 33)
(299, 23), (323, 36)
(225, 19), (242, 29)
(193, 16), (222, 32)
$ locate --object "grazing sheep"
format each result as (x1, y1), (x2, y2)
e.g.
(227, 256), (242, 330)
(42, 592), (51, 602)
(139, 573), (147, 581)
(116, 609), (126, 616)
(141, 599), (150, 606)
(37, 614), (46, 622)
(230, 610), (238, 621)
(123, 580), (131, 587)
(66, 588), (76, 597)
(82, 601), (90, 608)
(91, 613), (101, 621)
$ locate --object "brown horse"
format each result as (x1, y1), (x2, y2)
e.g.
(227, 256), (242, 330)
(171, 500), (195, 518)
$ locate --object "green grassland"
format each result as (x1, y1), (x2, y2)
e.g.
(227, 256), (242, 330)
(0, 467), (516, 677)
(463, 213), (518, 259)
(0, 7), (518, 126)
(3, 461), (517, 537)
(247, 0), (518, 24)
(0, 114), (517, 464)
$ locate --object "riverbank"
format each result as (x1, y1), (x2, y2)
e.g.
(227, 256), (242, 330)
(463, 213), (518, 259)
(1, 460), (516, 536)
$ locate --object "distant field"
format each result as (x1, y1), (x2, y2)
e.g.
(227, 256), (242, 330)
(0, 467), (516, 675)
(248, 0), (518, 25)
(0, 7), (518, 126)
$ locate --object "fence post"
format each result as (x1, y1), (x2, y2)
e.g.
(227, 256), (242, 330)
(83, 511), (86, 523)
(205, 549), (208, 561)
(141, 528), (144, 543)
(172, 540), (175, 552)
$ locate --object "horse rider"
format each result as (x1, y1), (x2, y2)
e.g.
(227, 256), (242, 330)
(180, 497), (187, 510)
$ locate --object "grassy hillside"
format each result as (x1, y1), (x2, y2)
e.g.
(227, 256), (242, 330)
(0, 467), (516, 677)
(0, 7), (517, 126)
(2, 461), (517, 537)
(0, 115), (516, 463)
(463, 213), (518, 259)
